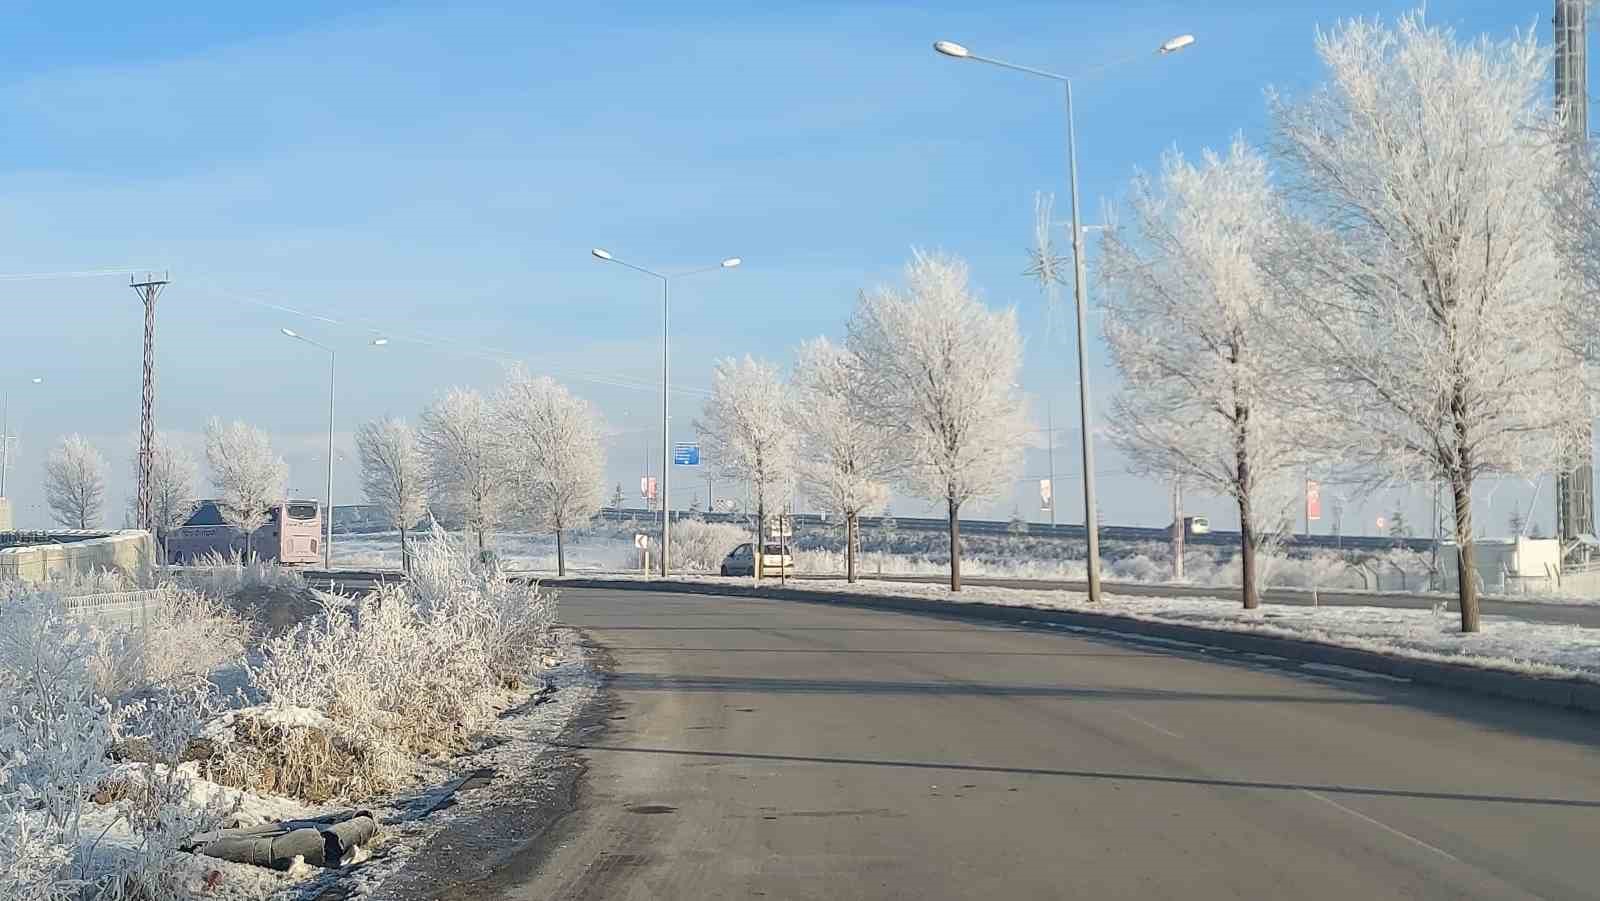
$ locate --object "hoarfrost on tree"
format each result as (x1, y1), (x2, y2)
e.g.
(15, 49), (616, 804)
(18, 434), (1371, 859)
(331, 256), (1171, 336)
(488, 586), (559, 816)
(1098, 138), (1315, 609)
(43, 434), (106, 530)
(203, 418), (287, 555)
(844, 251), (1026, 591)
(1268, 11), (1590, 631)
(356, 416), (429, 573)
(792, 337), (893, 582)
(496, 369), (606, 577)
(695, 356), (796, 576)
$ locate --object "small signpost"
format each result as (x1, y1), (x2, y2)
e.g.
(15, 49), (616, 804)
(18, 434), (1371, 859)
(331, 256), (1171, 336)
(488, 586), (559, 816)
(634, 533), (653, 573)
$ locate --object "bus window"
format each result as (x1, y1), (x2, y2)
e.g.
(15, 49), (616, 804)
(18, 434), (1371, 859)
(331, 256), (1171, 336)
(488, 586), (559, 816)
(287, 503), (318, 521)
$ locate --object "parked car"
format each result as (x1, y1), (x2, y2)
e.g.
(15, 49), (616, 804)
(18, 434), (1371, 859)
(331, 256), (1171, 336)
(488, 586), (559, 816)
(1165, 515), (1211, 536)
(720, 542), (794, 576)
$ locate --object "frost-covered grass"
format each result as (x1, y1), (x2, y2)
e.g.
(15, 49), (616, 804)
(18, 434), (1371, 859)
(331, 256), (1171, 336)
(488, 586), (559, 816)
(0, 522), (575, 900)
(578, 573), (1600, 683)
(0, 587), (246, 900)
(86, 589), (249, 700)
(176, 551), (307, 599)
(226, 528), (558, 801)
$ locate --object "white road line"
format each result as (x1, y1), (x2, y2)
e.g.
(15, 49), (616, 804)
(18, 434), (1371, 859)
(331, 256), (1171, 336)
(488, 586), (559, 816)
(1301, 790), (1460, 863)
(1114, 710), (1184, 739)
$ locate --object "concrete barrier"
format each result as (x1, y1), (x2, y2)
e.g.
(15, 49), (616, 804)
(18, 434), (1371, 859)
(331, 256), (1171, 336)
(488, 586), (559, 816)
(546, 577), (1600, 716)
(0, 530), (156, 585)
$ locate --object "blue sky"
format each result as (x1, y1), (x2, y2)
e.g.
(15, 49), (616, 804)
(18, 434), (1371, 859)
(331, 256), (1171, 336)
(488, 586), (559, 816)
(0, 0), (1564, 537)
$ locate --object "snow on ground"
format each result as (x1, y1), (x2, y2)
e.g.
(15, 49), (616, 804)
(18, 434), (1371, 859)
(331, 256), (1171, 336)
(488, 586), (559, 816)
(334, 528), (1600, 606)
(579, 573), (1600, 683)
(73, 627), (595, 901)
(291, 626), (598, 900)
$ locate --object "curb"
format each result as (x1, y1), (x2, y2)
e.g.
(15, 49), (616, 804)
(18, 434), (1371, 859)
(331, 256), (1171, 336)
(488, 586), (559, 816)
(544, 577), (1600, 716)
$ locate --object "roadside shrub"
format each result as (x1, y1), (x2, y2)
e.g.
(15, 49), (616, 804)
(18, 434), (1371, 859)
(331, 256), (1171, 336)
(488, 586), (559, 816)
(0, 588), (237, 900)
(178, 551), (307, 600)
(87, 589), (249, 699)
(670, 520), (750, 572)
(234, 529), (558, 799)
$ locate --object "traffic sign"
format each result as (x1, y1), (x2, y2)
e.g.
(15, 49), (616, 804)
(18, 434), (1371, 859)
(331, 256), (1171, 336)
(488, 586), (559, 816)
(673, 443), (700, 466)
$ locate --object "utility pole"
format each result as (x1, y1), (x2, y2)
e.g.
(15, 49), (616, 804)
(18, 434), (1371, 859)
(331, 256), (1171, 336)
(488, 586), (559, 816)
(1556, 0), (1595, 552)
(130, 272), (169, 533)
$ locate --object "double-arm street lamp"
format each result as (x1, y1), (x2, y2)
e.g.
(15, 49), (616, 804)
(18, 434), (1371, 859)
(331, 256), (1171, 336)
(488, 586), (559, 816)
(591, 248), (741, 576)
(935, 33), (1194, 602)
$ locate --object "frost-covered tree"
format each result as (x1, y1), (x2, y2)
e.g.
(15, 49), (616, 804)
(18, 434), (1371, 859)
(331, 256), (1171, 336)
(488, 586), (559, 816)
(1099, 139), (1314, 610)
(695, 356), (795, 580)
(792, 337), (892, 582)
(1270, 12), (1587, 631)
(137, 433), (198, 559)
(845, 251), (1026, 591)
(203, 418), (287, 557)
(356, 417), (428, 573)
(43, 434), (106, 530)
(418, 388), (506, 556)
(497, 370), (605, 576)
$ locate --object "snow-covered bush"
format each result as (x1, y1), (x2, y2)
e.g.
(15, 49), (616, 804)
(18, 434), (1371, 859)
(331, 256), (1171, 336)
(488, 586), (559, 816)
(235, 529), (557, 799)
(99, 686), (236, 899)
(0, 589), (113, 900)
(670, 520), (750, 573)
(87, 589), (248, 699)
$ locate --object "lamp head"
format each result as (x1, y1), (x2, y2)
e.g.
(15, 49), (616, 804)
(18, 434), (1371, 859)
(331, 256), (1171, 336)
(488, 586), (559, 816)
(1160, 34), (1195, 54)
(934, 40), (971, 59)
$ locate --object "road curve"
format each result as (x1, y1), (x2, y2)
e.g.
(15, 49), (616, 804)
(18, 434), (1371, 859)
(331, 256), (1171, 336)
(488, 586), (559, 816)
(468, 586), (1600, 900)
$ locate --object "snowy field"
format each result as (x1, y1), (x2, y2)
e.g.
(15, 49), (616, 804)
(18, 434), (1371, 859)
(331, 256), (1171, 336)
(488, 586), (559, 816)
(578, 574), (1600, 684)
(332, 527), (1600, 606)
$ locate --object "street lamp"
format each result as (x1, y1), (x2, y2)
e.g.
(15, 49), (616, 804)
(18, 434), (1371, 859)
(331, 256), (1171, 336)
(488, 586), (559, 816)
(590, 248), (741, 577)
(280, 328), (337, 568)
(935, 33), (1193, 602)
(0, 376), (43, 501)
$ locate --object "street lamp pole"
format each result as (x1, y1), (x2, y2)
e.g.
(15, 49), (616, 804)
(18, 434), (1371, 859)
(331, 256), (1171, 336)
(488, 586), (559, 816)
(282, 328), (336, 569)
(592, 248), (741, 577)
(0, 377), (43, 501)
(934, 33), (1194, 602)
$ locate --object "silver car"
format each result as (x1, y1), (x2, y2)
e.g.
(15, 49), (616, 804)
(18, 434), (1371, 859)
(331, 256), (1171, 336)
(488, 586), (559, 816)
(720, 542), (794, 576)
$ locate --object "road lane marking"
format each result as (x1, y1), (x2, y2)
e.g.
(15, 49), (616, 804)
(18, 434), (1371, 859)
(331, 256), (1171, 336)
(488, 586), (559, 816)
(1301, 790), (1460, 862)
(1114, 710), (1184, 739)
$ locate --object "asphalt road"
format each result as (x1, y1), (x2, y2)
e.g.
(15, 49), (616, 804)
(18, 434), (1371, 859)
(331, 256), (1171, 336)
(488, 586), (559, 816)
(477, 586), (1600, 900)
(799, 573), (1600, 628)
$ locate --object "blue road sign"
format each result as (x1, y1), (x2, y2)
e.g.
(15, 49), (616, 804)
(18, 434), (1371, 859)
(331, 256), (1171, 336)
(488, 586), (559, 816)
(673, 443), (700, 466)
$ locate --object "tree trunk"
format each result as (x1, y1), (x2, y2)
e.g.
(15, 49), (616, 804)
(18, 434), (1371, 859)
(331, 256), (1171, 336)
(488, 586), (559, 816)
(1238, 497), (1258, 610)
(475, 523), (486, 558)
(1234, 397), (1258, 610)
(556, 528), (566, 577)
(846, 512), (858, 583)
(1451, 471), (1480, 632)
(948, 496), (962, 592)
(399, 526), (410, 575)
(755, 498), (765, 582)
(1450, 372), (1480, 633)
